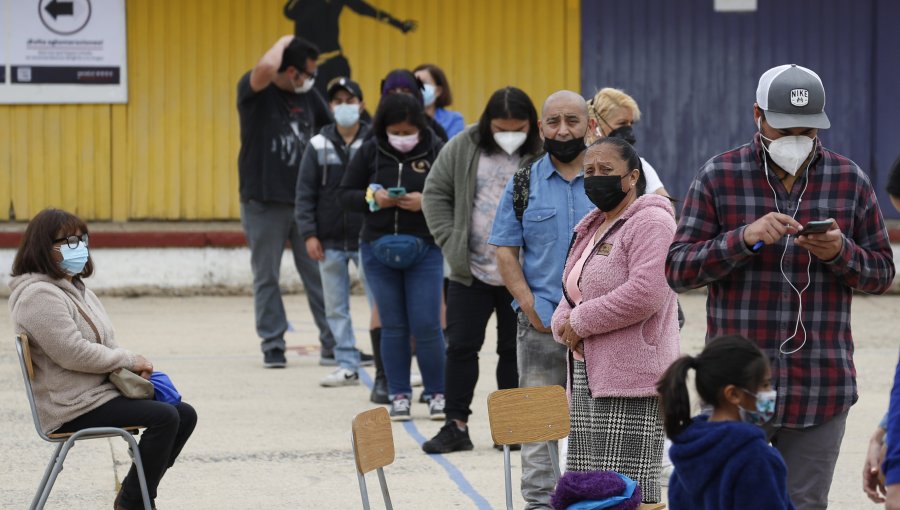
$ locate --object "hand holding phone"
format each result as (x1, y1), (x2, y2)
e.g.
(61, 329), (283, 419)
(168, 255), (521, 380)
(387, 187), (407, 198)
(798, 219), (834, 236)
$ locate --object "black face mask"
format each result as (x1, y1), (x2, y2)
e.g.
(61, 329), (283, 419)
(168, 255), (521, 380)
(607, 125), (636, 146)
(543, 137), (585, 164)
(584, 175), (628, 212)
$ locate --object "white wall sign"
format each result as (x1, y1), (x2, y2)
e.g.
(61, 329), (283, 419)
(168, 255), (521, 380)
(0, 0), (127, 104)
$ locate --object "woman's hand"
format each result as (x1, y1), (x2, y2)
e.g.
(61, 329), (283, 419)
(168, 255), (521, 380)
(374, 189), (398, 209)
(132, 354), (154, 380)
(864, 426), (887, 502)
(396, 192), (423, 212)
(561, 319), (582, 352)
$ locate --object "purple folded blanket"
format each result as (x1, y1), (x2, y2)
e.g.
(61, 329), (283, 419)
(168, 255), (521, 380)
(550, 471), (643, 510)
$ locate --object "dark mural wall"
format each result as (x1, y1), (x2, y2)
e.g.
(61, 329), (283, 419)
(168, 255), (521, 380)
(581, 0), (900, 218)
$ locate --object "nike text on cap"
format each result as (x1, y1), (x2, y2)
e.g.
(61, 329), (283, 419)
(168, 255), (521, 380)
(756, 64), (830, 130)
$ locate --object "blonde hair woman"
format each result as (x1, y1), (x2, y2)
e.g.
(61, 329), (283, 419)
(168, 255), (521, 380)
(586, 88), (669, 197)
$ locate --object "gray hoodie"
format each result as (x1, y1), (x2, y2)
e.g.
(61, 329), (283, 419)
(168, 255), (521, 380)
(8, 273), (135, 434)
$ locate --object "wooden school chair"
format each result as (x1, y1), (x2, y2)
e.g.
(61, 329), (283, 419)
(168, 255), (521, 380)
(351, 407), (396, 510)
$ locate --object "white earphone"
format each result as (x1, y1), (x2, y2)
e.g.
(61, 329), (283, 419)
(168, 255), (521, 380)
(759, 123), (817, 355)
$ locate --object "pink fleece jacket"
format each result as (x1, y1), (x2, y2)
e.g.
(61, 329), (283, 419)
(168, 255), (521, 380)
(552, 194), (680, 398)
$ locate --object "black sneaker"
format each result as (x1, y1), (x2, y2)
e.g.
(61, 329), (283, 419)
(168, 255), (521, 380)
(318, 352), (337, 366)
(493, 443), (522, 451)
(263, 348), (286, 368)
(422, 421), (474, 454)
(359, 351), (375, 367)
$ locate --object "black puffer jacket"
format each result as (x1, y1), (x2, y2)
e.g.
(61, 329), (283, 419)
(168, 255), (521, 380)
(295, 123), (369, 250)
(340, 129), (444, 243)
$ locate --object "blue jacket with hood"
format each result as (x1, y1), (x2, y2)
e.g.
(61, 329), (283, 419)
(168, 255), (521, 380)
(668, 415), (795, 510)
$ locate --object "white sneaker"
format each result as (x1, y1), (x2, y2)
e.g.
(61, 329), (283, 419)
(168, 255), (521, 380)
(319, 368), (360, 387)
(410, 372), (423, 387)
(429, 394), (446, 421)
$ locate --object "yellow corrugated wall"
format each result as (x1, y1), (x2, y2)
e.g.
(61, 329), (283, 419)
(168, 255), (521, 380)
(0, 0), (580, 221)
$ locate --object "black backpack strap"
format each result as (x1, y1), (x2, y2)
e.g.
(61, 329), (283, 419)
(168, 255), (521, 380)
(512, 161), (534, 222)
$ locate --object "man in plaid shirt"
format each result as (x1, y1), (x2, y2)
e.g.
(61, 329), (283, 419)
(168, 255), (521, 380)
(667, 64), (895, 509)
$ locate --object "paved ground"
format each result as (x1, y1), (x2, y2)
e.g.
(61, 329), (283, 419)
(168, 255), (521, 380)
(0, 292), (896, 509)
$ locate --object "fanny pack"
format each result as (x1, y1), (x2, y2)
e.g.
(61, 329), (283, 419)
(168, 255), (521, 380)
(370, 234), (429, 269)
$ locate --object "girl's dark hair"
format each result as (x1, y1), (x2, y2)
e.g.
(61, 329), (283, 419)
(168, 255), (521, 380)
(587, 137), (646, 196)
(372, 92), (429, 145)
(11, 208), (94, 279)
(656, 335), (769, 438)
(476, 87), (542, 157)
(413, 63), (453, 108)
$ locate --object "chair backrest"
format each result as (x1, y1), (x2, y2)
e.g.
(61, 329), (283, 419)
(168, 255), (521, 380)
(15, 333), (52, 441)
(351, 407), (395, 475)
(487, 385), (570, 446)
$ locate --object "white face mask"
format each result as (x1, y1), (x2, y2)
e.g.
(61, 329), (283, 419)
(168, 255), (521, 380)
(758, 119), (815, 176)
(422, 83), (437, 107)
(493, 131), (527, 155)
(294, 76), (315, 94)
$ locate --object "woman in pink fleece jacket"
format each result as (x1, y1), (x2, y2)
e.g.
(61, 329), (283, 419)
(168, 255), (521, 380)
(552, 137), (680, 503)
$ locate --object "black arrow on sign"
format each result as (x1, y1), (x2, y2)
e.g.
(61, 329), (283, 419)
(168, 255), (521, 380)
(45, 0), (75, 20)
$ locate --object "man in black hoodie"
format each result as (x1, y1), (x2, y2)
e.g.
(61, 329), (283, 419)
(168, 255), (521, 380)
(296, 78), (375, 390)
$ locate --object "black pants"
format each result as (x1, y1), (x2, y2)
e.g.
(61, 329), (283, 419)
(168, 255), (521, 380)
(444, 278), (518, 422)
(56, 397), (197, 509)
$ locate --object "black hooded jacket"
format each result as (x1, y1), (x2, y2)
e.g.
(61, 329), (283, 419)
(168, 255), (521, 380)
(339, 129), (443, 243)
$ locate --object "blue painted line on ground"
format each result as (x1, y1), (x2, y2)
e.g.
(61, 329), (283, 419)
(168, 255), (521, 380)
(359, 369), (494, 510)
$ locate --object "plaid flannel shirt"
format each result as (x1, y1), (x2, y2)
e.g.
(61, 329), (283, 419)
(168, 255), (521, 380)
(667, 134), (895, 428)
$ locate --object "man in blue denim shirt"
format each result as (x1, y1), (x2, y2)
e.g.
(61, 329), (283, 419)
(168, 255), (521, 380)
(489, 90), (595, 510)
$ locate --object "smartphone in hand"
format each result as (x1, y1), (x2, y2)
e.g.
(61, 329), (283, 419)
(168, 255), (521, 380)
(798, 219), (834, 235)
(387, 187), (407, 198)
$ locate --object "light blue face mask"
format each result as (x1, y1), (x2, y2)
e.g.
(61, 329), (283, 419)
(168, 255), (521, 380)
(332, 103), (360, 128)
(738, 388), (777, 426)
(422, 83), (437, 107)
(57, 243), (89, 276)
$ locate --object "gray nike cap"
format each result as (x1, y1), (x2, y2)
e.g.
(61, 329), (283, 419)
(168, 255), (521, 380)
(756, 64), (830, 130)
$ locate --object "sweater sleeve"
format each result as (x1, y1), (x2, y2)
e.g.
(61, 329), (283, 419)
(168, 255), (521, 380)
(569, 217), (676, 339)
(731, 451), (796, 510)
(16, 286), (134, 374)
(422, 135), (463, 248)
(295, 140), (321, 239)
(340, 141), (373, 213)
(551, 298), (573, 345)
(885, 351), (900, 485)
(666, 166), (756, 293)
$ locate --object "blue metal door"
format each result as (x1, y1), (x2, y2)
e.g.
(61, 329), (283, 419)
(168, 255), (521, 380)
(581, 0), (898, 217)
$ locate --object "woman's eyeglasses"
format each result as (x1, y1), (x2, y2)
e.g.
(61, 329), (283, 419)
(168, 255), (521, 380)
(53, 234), (89, 249)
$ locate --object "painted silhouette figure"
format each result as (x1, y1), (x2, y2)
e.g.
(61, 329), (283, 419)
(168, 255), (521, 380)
(284, 0), (417, 97)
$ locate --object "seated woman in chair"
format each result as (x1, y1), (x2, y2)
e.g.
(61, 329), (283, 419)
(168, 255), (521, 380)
(8, 208), (197, 510)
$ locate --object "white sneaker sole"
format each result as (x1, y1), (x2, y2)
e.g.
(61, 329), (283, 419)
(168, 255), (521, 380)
(319, 379), (360, 387)
(390, 414), (411, 422)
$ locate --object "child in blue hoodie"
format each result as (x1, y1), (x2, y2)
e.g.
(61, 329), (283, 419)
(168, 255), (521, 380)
(656, 335), (795, 510)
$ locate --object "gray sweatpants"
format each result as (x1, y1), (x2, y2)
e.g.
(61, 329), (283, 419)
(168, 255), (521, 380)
(516, 312), (568, 510)
(240, 200), (334, 355)
(767, 410), (849, 510)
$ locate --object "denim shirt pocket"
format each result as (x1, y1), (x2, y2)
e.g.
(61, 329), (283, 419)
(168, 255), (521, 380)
(522, 208), (558, 246)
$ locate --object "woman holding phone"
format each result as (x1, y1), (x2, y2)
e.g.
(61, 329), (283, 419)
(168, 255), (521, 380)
(340, 92), (446, 421)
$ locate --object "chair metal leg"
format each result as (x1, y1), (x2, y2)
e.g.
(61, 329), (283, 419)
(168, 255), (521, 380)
(30, 442), (63, 510)
(121, 431), (152, 510)
(357, 471), (370, 510)
(36, 438), (78, 509)
(547, 441), (561, 481)
(504, 445), (514, 510)
(376, 467), (392, 510)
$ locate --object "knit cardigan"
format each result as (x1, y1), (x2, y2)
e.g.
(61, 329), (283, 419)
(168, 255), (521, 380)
(8, 273), (135, 434)
(551, 194), (680, 398)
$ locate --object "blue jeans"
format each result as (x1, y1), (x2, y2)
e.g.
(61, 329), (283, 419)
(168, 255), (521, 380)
(516, 311), (568, 510)
(360, 241), (445, 397)
(319, 249), (362, 371)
